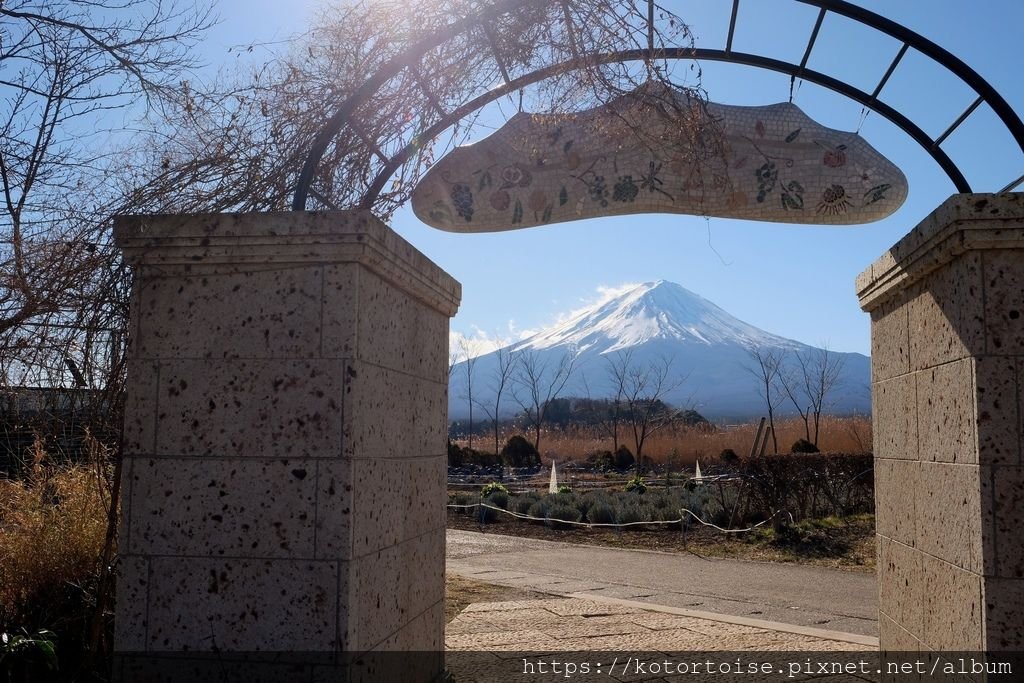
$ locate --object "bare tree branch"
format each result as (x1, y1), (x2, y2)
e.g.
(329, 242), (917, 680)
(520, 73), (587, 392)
(472, 337), (515, 456)
(745, 346), (784, 454)
(511, 346), (577, 453)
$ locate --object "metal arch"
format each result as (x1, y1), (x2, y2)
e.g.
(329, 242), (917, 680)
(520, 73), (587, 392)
(292, 0), (1024, 211)
(290, 0), (550, 211)
(694, 49), (971, 191)
(356, 47), (968, 208)
(796, 0), (1024, 152)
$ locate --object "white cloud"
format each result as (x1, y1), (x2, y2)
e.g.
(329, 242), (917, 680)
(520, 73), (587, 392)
(450, 282), (644, 360)
(506, 318), (537, 341)
(449, 325), (508, 359)
(594, 282), (643, 304)
(554, 281), (642, 324)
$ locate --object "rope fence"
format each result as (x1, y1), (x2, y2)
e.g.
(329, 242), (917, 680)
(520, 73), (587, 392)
(446, 473), (744, 492)
(447, 457), (874, 534)
(446, 501), (795, 534)
(448, 468), (871, 490)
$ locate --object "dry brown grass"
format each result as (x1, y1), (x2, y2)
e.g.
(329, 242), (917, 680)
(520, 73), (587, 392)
(0, 459), (110, 627)
(458, 415), (873, 465)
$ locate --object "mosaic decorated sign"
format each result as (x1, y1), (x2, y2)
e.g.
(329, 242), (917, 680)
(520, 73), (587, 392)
(411, 84), (908, 231)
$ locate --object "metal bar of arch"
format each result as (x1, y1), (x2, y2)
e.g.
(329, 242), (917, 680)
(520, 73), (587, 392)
(291, 0), (1024, 211)
(356, 47), (972, 207)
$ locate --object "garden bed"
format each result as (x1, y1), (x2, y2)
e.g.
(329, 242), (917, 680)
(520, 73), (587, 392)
(446, 509), (876, 570)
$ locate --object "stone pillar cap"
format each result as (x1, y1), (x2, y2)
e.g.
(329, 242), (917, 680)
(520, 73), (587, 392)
(114, 210), (461, 316)
(857, 193), (1024, 312)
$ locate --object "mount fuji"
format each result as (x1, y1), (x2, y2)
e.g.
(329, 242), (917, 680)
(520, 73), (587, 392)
(449, 280), (871, 420)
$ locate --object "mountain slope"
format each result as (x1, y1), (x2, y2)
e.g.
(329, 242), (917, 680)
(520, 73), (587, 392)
(511, 280), (801, 353)
(450, 281), (870, 420)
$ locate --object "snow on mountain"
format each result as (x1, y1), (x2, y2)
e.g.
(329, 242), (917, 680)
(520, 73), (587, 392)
(450, 281), (871, 420)
(511, 280), (802, 354)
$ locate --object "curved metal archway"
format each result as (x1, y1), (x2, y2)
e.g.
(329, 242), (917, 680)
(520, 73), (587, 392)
(291, 0), (1024, 212)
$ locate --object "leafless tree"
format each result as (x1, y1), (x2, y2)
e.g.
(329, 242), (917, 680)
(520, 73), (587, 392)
(745, 346), (785, 453)
(0, 0), (717, 670)
(0, 0), (214, 668)
(600, 350), (633, 453)
(1, 0), (213, 360)
(511, 346), (577, 453)
(778, 345), (845, 447)
(448, 345), (460, 379)
(619, 354), (687, 468)
(457, 338), (480, 451)
(580, 373), (621, 454)
(800, 345), (844, 447)
(117, 0), (717, 219)
(3, 0), (717, 393)
(474, 337), (515, 456)
(777, 352), (812, 443)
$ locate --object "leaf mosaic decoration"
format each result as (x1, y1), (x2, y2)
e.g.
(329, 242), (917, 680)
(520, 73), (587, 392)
(411, 83), (908, 232)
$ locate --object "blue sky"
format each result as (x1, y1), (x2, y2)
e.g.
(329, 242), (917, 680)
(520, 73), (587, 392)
(204, 0), (1024, 356)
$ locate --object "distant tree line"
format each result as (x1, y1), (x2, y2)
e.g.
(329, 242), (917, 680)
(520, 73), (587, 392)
(539, 397), (707, 430)
(450, 343), (707, 463)
(451, 340), (848, 461)
(449, 397), (707, 437)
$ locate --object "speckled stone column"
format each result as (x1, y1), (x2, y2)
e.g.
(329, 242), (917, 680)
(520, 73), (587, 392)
(857, 193), (1024, 653)
(112, 211), (460, 679)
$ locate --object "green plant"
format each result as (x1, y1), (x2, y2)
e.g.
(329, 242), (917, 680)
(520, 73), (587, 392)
(535, 491), (576, 518)
(477, 504), (498, 523)
(770, 518), (852, 557)
(586, 502), (616, 525)
(616, 503), (651, 525)
(481, 481), (509, 497)
(576, 490), (611, 515)
(1, 628), (58, 679)
(556, 484), (571, 494)
(649, 492), (670, 509)
(526, 500), (549, 522)
(651, 505), (680, 522)
(547, 504), (583, 527)
(450, 491), (474, 515)
(680, 487), (709, 520)
(624, 474), (647, 494)
(512, 494), (538, 515)
(484, 489), (509, 510)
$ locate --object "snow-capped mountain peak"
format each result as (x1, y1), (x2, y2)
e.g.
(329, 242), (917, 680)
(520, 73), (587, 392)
(450, 280), (870, 419)
(514, 280), (800, 354)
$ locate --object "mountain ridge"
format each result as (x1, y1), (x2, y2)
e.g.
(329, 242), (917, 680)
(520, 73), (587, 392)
(510, 280), (805, 354)
(450, 281), (870, 420)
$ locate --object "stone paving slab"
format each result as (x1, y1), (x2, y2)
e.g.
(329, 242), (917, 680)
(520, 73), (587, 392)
(447, 529), (878, 636)
(448, 597), (876, 650)
(447, 596), (880, 682)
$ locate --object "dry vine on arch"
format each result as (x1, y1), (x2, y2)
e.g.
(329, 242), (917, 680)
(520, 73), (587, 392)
(2, 0), (721, 396)
(150, 0), (720, 219)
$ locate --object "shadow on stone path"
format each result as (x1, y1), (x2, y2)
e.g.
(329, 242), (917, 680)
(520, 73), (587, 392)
(446, 529), (878, 638)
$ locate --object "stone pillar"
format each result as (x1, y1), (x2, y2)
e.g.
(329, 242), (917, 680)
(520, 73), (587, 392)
(112, 211), (460, 679)
(857, 193), (1024, 652)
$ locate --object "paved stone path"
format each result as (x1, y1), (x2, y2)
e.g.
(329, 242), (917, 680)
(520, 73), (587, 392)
(447, 597), (878, 682)
(446, 529), (878, 637)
